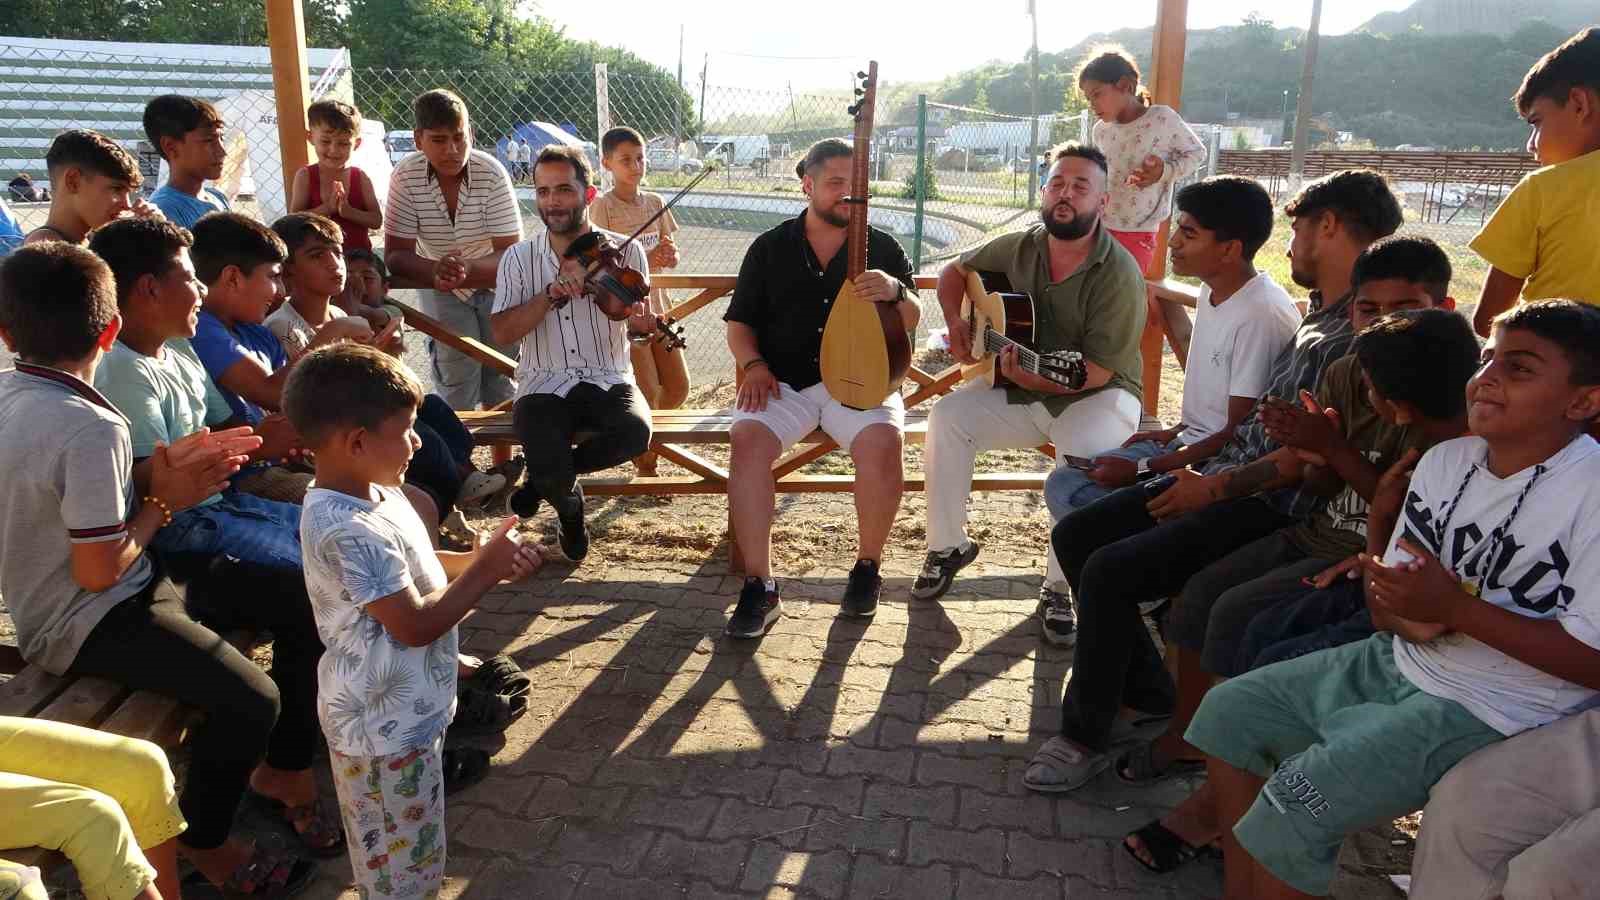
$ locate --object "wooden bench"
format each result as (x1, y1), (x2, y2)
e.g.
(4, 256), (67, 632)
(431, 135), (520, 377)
(0, 632), (257, 877)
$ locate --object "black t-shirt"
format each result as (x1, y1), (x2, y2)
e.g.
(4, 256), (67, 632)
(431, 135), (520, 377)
(724, 211), (915, 390)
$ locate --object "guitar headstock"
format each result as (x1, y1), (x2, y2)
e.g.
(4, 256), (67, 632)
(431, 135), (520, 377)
(1039, 350), (1087, 391)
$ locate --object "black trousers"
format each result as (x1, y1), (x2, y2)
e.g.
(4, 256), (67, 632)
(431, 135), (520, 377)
(67, 558), (325, 849)
(1051, 486), (1293, 751)
(513, 383), (652, 509)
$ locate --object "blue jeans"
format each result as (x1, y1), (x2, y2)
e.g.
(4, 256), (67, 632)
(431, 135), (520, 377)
(1234, 578), (1375, 676)
(1044, 438), (1175, 522)
(406, 394), (474, 514)
(152, 490), (302, 569)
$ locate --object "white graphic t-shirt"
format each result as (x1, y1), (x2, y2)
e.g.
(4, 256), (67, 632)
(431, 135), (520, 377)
(302, 483), (455, 756)
(1389, 434), (1600, 735)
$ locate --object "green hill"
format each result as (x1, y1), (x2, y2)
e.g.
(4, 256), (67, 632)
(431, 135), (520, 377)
(934, 9), (1589, 150)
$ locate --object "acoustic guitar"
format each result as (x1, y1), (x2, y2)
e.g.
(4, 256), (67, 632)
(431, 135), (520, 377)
(819, 61), (911, 410)
(959, 269), (1087, 391)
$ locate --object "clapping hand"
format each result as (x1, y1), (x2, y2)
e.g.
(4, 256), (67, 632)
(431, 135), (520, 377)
(473, 516), (543, 582)
(434, 254), (468, 293)
(1126, 154), (1165, 188)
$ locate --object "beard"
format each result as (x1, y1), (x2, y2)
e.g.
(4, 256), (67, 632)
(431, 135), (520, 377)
(1289, 256), (1317, 289)
(539, 204), (587, 236)
(1039, 201), (1098, 240)
(812, 199), (850, 229)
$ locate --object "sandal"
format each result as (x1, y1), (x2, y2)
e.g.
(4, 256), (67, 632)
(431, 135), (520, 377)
(450, 680), (527, 736)
(1022, 736), (1110, 794)
(467, 653), (531, 697)
(1122, 820), (1219, 874)
(203, 844), (317, 898)
(1116, 739), (1206, 785)
(442, 746), (492, 796)
(245, 790), (347, 858)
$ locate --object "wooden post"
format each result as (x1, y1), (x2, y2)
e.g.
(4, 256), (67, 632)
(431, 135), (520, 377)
(265, 0), (312, 199)
(1140, 0), (1190, 417)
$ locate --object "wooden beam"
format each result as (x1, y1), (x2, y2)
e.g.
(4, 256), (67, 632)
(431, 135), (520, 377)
(265, 0), (313, 199)
(386, 298), (517, 377)
(1141, 0), (1191, 414)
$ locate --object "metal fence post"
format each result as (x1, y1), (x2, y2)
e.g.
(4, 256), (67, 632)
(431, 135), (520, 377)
(594, 62), (610, 189)
(912, 93), (928, 270)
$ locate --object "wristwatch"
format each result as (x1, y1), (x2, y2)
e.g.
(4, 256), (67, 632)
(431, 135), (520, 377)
(1135, 457), (1155, 480)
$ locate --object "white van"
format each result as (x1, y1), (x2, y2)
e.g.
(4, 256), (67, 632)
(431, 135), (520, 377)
(385, 130), (416, 165)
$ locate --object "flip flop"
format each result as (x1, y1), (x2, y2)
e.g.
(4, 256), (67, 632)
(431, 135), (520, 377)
(1115, 738), (1207, 785)
(244, 789), (346, 858)
(467, 653), (531, 697)
(450, 681), (527, 736)
(1022, 736), (1110, 794)
(1122, 820), (1220, 874)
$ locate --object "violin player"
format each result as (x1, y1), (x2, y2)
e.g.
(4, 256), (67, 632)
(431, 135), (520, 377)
(489, 144), (658, 563)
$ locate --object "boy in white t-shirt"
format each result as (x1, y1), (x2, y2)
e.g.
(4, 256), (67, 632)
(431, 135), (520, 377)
(1041, 175), (1298, 641)
(1185, 298), (1600, 898)
(285, 344), (540, 900)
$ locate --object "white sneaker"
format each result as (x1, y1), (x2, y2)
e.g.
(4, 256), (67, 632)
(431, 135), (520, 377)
(457, 471), (506, 508)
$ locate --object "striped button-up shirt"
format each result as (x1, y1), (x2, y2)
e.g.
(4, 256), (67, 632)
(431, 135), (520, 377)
(491, 228), (648, 398)
(384, 149), (523, 301)
(1202, 291), (1356, 518)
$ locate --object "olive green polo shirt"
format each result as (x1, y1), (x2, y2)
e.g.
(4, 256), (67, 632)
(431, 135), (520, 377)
(959, 223), (1147, 415)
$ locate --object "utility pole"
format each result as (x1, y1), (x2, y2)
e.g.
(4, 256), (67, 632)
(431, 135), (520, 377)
(1026, 0), (1040, 207)
(1289, 0), (1321, 189)
(699, 53), (708, 136)
(675, 26), (684, 147)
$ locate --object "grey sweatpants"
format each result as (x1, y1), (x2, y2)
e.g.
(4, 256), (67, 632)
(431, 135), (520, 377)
(1411, 708), (1600, 900)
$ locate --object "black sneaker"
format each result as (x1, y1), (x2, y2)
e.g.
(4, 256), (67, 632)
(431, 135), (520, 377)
(554, 482), (588, 562)
(840, 559), (882, 619)
(505, 484), (539, 519)
(1037, 585), (1077, 647)
(726, 577), (781, 639)
(910, 542), (980, 601)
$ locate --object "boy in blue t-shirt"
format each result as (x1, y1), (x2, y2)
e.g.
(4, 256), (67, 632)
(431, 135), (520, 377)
(90, 216), (303, 568)
(142, 94), (231, 228)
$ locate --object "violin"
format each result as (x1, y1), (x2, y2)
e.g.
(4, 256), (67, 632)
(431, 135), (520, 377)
(561, 231), (687, 351)
(555, 164), (720, 352)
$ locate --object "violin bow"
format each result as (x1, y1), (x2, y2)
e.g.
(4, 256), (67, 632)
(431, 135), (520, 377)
(611, 162), (720, 254)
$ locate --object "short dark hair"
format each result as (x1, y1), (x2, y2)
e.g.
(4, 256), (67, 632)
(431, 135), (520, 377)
(601, 126), (645, 157)
(1355, 309), (1480, 421)
(142, 95), (224, 161)
(307, 99), (362, 135)
(1493, 299), (1600, 386)
(1174, 175), (1274, 260)
(283, 343), (424, 448)
(1049, 141), (1109, 177)
(89, 217), (193, 308)
(1513, 26), (1600, 115)
(413, 89), (468, 132)
(533, 144), (593, 188)
(1284, 169), (1403, 244)
(345, 247), (389, 284)
(272, 212), (343, 258)
(0, 243), (117, 364)
(45, 129), (141, 186)
(796, 138), (852, 179)
(189, 212), (287, 286)
(1351, 236), (1453, 303)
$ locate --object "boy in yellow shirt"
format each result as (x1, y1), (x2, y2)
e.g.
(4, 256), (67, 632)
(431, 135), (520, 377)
(589, 126), (689, 475)
(1471, 26), (1600, 336)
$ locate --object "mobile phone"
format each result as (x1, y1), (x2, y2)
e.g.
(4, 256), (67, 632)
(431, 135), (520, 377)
(1062, 454), (1095, 470)
(1143, 473), (1178, 497)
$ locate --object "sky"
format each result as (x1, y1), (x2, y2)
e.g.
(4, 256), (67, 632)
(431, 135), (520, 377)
(548, 0), (1419, 92)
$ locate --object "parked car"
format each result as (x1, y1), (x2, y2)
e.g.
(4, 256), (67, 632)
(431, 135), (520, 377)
(385, 130), (416, 165)
(647, 148), (705, 174)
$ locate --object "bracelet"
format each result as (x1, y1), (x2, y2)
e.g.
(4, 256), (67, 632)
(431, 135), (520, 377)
(742, 357), (769, 373)
(142, 495), (173, 528)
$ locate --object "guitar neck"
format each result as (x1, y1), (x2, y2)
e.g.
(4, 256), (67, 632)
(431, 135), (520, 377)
(980, 326), (1041, 369)
(846, 61), (877, 279)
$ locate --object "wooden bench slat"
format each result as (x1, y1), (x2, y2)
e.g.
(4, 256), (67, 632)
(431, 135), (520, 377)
(580, 472), (1045, 495)
(653, 444), (729, 484)
(0, 665), (71, 717)
(34, 676), (128, 729)
(99, 691), (192, 748)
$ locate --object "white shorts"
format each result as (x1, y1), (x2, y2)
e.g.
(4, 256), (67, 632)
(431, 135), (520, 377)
(732, 381), (904, 451)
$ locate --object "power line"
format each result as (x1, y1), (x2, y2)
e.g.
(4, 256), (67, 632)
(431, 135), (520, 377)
(712, 51), (857, 61)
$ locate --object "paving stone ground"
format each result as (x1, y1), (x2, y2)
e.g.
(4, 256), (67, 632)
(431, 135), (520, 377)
(277, 491), (1406, 900)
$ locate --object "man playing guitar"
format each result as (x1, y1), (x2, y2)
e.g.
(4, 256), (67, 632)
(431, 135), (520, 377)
(488, 144), (658, 563)
(916, 143), (1148, 609)
(723, 138), (920, 638)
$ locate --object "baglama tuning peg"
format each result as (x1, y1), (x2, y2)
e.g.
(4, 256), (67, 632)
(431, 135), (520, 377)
(854, 87), (865, 96)
(857, 70), (867, 80)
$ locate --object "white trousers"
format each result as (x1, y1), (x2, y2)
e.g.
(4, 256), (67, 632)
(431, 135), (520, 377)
(924, 383), (1140, 585)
